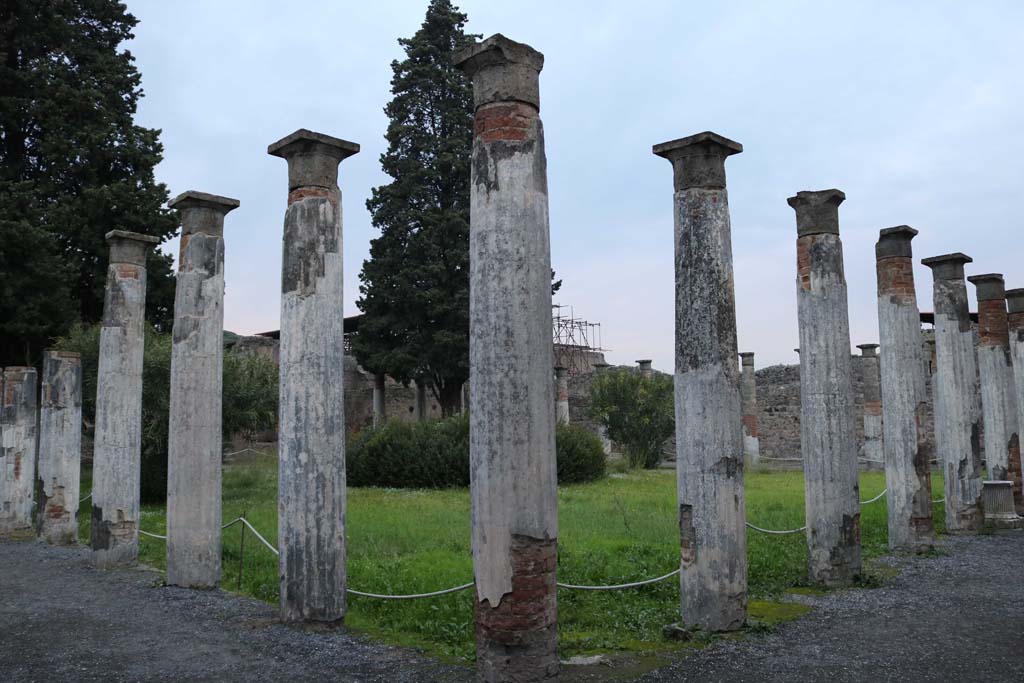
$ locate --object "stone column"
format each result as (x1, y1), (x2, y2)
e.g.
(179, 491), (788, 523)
(165, 191), (239, 588)
(372, 373), (386, 427)
(874, 227), (933, 551)
(738, 352), (760, 465)
(968, 273), (1022, 510)
(636, 359), (653, 378)
(456, 34), (559, 682)
(91, 230), (159, 567)
(554, 367), (570, 425)
(654, 131), (746, 631)
(857, 344), (883, 469)
(414, 379), (427, 422)
(1007, 288), (1024, 497)
(592, 363), (613, 455)
(36, 352), (82, 544)
(1, 367), (38, 533)
(922, 253), (984, 532)
(268, 129), (358, 622)
(788, 189), (861, 586)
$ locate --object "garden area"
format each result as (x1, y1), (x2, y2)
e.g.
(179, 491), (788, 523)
(76, 456), (945, 662)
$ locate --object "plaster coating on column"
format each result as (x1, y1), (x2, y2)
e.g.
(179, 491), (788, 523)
(91, 230), (159, 566)
(788, 189), (861, 586)
(874, 227), (933, 551)
(654, 131), (747, 630)
(1007, 289), (1024, 502)
(36, 352), (82, 544)
(738, 352), (760, 465)
(165, 190), (239, 588)
(968, 274), (1022, 511)
(1, 367), (37, 533)
(269, 129), (358, 622)
(456, 34), (558, 682)
(857, 344), (883, 470)
(372, 373), (386, 427)
(922, 254), (984, 532)
(554, 367), (569, 425)
(636, 359), (653, 379)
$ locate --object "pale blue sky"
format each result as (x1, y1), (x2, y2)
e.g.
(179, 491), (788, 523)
(126, 0), (1024, 370)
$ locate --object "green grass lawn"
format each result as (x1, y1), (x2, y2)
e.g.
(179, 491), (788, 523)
(76, 457), (945, 661)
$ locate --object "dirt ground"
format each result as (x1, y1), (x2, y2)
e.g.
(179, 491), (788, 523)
(2, 531), (1022, 682)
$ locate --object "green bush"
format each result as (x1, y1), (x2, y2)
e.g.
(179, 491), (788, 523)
(588, 367), (674, 469)
(554, 423), (607, 483)
(56, 323), (279, 502)
(347, 415), (605, 488)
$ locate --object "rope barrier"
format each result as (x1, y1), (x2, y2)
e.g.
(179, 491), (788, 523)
(933, 497), (946, 504)
(860, 488), (887, 505)
(557, 568), (680, 590)
(223, 447), (270, 458)
(348, 583), (475, 599)
(138, 529), (167, 540)
(80, 492), (91, 502)
(746, 522), (806, 535)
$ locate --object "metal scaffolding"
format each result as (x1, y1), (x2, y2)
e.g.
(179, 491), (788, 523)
(552, 304), (605, 374)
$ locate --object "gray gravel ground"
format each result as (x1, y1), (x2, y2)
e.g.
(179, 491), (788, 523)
(2, 531), (1022, 682)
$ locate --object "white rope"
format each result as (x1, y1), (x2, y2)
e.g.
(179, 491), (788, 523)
(347, 582), (475, 599)
(933, 497), (946, 504)
(746, 522), (806, 535)
(860, 488), (887, 505)
(237, 517), (279, 556)
(223, 447), (269, 457)
(80, 492), (91, 502)
(139, 529), (167, 540)
(557, 568), (680, 590)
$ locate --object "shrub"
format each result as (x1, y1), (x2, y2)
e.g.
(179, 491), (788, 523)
(56, 323), (279, 502)
(588, 367), (674, 469)
(348, 415), (606, 488)
(555, 423), (607, 484)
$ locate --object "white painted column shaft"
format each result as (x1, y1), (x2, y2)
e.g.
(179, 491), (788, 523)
(1, 367), (38, 533)
(37, 351), (82, 544)
(269, 129), (358, 622)
(166, 191), (239, 587)
(739, 352), (761, 465)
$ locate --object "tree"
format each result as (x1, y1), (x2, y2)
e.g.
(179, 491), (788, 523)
(0, 0), (177, 366)
(354, 0), (477, 415)
(589, 367), (675, 469)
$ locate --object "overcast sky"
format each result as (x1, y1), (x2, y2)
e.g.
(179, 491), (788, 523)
(126, 0), (1024, 371)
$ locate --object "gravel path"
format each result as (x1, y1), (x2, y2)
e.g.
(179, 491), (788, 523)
(2, 531), (1022, 682)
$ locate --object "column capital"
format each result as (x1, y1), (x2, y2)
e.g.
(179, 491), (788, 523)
(1006, 288), (1024, 314)
(169, 191), (240, 237)
(739, 352), (755, 365)
(856, 343), (879, 357)
(875, 225), (918, 260)
(652, 131), (742, 191)
(922, 253), (972, 280)
(268, 129), (359, 191)
(787, 189), (845, 237)
(455, 34), (544, 109)
(105, 230), (160, 266)
(967, 273), (1005, 301)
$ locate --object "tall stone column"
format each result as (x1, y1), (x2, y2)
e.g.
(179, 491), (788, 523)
(788, 189), (861, 586)
(372, 373), (386, 427)
(165, 191), (239, 588)
(654, 131), (746, 631)
(636, 359), (653, 378)
(857, 344), (883, 469)
(738, 352), (761, 465)
(268, 129), (358, 622)
(37, 352), (82, 544)
(456, 34), (559, 682)
(874, 227), (933, 551)
(554, 367), (569, 425)
(592, 363), (613, 455)
(414, 379), (427, 422)
(922, 254), (984, 532)
(1007, 289), (1024, 498)
(91, 230), (159, 566)
(968, 274), (1022, 510)
(1, 367), (38, 533)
